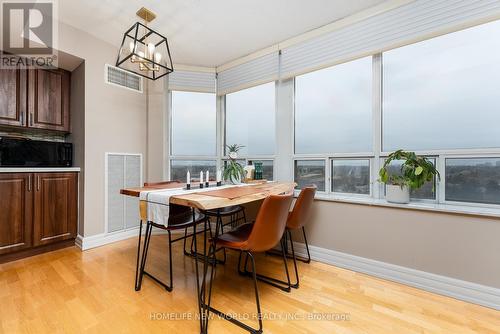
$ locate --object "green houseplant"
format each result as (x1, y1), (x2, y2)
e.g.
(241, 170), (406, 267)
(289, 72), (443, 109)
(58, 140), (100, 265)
(224, 144), (245, 184)
(379, 150), (440, 204)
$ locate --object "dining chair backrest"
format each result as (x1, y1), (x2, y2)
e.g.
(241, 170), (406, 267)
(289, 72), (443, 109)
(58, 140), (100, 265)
(286, 186), (317, 230)
(245, 192), (293, 252)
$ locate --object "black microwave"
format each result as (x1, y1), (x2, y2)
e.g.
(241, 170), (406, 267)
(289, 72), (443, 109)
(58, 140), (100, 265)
(0, 137), (73, 167)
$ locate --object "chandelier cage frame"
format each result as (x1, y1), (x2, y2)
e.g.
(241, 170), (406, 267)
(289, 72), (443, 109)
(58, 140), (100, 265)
(116, 21), (173, 80)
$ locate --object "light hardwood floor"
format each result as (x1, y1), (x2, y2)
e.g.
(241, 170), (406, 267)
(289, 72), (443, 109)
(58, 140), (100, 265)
(1, 234), (499, 334)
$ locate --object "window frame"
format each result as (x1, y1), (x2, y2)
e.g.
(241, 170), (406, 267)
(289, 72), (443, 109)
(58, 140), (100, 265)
(293, 158), (328, 193)
(291, 50), (500, 208)
(331, 158), (372, 198)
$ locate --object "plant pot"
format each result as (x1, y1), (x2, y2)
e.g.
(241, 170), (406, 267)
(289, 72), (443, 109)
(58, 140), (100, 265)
(229, 173), (242, 185)
(386, 185), (410, 204)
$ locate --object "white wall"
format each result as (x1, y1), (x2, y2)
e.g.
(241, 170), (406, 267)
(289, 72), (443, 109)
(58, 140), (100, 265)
(58, 22), (147, 237)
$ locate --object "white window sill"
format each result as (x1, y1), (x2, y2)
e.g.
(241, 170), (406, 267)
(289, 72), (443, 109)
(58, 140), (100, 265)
(304, 192), (500, 218)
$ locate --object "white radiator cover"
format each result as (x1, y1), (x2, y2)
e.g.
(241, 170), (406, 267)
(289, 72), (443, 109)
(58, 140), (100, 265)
(105, 153), (142, 233)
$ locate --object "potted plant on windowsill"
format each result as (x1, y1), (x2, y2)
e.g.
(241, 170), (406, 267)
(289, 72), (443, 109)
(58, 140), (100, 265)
(379, 150), (440, 204)
(224, 144), (245, 184)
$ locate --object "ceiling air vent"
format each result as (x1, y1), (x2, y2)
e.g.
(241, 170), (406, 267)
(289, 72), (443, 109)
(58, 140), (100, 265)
(105, 64), (143, 93)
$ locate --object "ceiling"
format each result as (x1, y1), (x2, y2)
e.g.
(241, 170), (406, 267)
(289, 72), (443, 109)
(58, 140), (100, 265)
(59, 0), (387, 67)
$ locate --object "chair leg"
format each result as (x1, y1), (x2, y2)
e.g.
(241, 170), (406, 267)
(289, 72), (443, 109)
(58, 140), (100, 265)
(206, 250), (263, 334)
(247, 252), (263, 333)
(183, 227), (191, 256)
(288, 229), (300, 289)
(238, 250), (250, 276)
(301, 226), (312, 264)
(266, 227), (312, 263)
(243, 239), (292, 292)
(134, 220), (143, 291)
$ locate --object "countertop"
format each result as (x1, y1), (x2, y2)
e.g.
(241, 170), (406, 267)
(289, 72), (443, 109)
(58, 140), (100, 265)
(0, 167), (81, 173)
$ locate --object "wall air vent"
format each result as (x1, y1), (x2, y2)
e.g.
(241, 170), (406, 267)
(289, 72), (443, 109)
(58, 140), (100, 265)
(105, 64), (143, 93)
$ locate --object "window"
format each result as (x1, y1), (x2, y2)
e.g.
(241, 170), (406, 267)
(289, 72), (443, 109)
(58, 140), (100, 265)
(295, 56), (372, 154)
(225, 82), (275, 156)
(383, 20), (500, 152)
(171, 91), (216, 156)
(248, 160), (274, 181)
(445, 158), (500, 205)
(294, 160), (325, 191)
(170, 160), (217, 182)
(331, 159), (370, 195)
(383, 158), (437, 200)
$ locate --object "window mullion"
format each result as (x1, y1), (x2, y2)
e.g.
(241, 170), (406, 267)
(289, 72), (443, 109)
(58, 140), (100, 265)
(372, 53), (383, 199)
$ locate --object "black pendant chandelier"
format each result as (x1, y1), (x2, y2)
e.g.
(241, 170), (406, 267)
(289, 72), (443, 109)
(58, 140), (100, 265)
(116, 7), (173, 80)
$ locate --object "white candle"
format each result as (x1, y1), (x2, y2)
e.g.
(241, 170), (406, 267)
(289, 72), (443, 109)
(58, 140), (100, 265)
(186, 171), (190, 185)
(206, 170), (209, 183)
(200, 171), (204, 183)
(216, 170), (221, 182)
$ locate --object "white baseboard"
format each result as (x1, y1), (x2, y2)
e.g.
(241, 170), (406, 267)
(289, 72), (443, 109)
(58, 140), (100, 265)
(288, 242), (500, 310)
(75, 222), (217, 251)
(76, 228), (142, 250)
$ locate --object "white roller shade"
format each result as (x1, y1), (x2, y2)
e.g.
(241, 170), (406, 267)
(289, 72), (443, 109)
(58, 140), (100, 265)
(168, 70), (216, 93)
(217, 52), (279, 95)
(281, 0), (500, 79)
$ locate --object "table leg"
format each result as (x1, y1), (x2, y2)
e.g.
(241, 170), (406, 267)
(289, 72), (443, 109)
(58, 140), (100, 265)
(192, 209), (205, 334)
(200, 208), (222, 333)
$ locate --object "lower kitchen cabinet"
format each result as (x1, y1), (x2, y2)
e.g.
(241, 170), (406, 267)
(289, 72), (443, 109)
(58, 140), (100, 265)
(33, 173), (78, 246)
(0, 173), (33, 255)
(0, 172), (78, 261)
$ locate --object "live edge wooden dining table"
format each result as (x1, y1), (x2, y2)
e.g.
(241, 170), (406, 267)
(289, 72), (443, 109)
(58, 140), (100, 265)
(120, 181), (296, 333)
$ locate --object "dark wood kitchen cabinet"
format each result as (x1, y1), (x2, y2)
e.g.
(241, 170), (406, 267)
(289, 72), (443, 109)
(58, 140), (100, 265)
(0, 68), (27, 127)
(28, 69), (71, 132)
(0, 68), (70, 132)
(0, 173), (33, 255)
(0, 172), (78, 262)
(33, 172), (77, 246)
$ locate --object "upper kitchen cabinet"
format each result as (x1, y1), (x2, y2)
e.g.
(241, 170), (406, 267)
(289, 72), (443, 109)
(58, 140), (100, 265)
(0, 68), (27, 127)
(28, 68), (71, 133)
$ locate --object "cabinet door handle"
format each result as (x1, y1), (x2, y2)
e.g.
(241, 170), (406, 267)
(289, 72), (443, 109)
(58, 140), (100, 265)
(37, 175), (40, 191)
(28, 175), (32, 192)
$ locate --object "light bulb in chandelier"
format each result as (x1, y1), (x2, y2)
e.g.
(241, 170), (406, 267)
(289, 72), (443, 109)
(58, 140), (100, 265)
(147, 43), (155, 59)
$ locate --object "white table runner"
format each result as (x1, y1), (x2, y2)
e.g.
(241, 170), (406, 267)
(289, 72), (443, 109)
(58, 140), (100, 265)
(140, 184), (247, 227)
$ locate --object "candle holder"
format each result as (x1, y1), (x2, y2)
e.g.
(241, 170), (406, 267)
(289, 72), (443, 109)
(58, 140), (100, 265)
(205, 182), (209, 188)
(216, 181), (222, 187)
(186, 184), (191, 190)
(199, 183), (204, 189)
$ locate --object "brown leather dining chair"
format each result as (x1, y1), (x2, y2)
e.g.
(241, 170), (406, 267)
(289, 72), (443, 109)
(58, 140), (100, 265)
(252, 185), (317, 291)
(134, 181), (209, 292)
(204, 192), (293, 334)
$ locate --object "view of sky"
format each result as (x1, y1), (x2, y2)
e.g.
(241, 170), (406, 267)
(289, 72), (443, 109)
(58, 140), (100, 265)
(226, 82), (276, 156)
(295, 56), (372, 154)
(383, 19), (500, 152)
(171, 91), (216, 156)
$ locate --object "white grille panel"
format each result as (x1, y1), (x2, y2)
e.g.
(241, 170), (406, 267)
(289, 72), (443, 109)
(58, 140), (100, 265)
(105, 65), (143, 92)
(106, 153), (142, 233)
